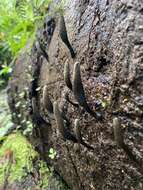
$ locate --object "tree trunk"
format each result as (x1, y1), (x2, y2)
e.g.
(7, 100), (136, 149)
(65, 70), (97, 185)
(8, 0), (143, 189)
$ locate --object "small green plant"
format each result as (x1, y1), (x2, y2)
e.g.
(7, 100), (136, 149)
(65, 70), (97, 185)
(0, 64), (12, 77)
(0, 63), (12, 87)
(48, 148), (56, 159)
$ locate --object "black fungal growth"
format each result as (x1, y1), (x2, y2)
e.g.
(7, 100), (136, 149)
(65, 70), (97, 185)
(42, 85), (53, 113)
(53, 101), (77, 142)
(59, 15), (76, 58)
(29, 16), (56, 127)
(113, 117), (140, 164)
(73, 62), (102, 120)
(64, 61), (72, 90)
(113, 117), (124, 147)
(53, 102), (94, 150)
(74, 119), (82, 143)
(74, 119), (94, 150)
(65, 92), (79, 108)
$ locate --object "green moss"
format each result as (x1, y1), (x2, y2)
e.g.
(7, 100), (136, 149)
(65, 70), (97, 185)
(38, 161), (50, 189)
(0, 131), (69, 190)
(0, 132), (38, 184)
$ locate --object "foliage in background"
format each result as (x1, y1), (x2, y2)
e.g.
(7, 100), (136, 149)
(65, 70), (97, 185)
(0, 0), (52, 87)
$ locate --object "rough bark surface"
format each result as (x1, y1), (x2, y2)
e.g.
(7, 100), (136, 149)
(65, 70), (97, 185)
(8, 0), (143, 189)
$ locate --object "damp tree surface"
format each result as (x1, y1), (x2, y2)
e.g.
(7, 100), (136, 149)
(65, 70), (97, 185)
(8, 0), (143, 190)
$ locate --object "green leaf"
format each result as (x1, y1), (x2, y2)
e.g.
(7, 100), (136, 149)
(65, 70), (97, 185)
(0, 65), (12, 76)
(49, 148), (56, 160)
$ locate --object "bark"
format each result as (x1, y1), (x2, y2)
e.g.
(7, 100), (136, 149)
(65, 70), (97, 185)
(8, 0), (143, 189)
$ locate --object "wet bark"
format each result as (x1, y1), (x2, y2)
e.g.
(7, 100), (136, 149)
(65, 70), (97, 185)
(8, 0), (143, 189)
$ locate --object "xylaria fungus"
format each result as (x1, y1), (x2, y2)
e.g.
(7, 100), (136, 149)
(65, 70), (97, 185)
(74, 119), (94, 150)
(113, 117), (124, 147)
(57, 97), (70, 127)
(65, 92), (79, 108)
(53, 101), (65, 135)
(73, 62), (102, 120)
(53, 101), (77, 142)
(42, 85), (53, 113)
(74, 119), (82, 143)
(64, 61), (72, 90)
(59, 15), (76, 58)
(73, 62), (85, 106)
(113, 117), (139, 163)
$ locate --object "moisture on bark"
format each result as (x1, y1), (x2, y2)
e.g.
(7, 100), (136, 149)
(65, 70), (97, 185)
(8, 0), (143, 190)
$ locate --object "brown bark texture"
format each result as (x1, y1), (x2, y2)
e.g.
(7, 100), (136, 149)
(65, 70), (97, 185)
(8, 0), (143, 189)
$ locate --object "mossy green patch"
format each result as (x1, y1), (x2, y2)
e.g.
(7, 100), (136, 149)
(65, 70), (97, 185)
(0, 132), (38, 184)
(38, 161), (50, 189)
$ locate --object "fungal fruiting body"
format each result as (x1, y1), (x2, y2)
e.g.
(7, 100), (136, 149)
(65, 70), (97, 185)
(64, 61), (72, 90)
(74, 119), (82, 143)
(65, 92), (79, 108)
(59, 15), (76, 58)
(53, 101), (65, 135)
(53, 102), (94, 149)
(113, 117), (138, 163)
(73, 62), (102, 120)
(113, 117), (124, 147)
(53, 101), (77, 142)
(74, 119), (94, 150)
(42, 85), (53, 113)
(73, 62), (86, 106)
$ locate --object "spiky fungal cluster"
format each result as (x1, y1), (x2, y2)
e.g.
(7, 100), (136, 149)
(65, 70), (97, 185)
(41, 59), (104, 150)
(59, 15), (76, 58)
(64, 61), (102, 120)
(41, 90), (94, 150)
(27, 12), (141, 168)
(29, 17), (56, 126)
(29, 13), (102, 150)
(29, 14), (76, 127)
